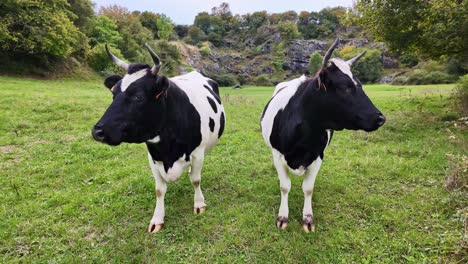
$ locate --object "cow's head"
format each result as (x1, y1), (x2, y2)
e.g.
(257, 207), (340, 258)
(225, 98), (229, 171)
(91, 44), (169, 145)
(310, 39), (385, 132)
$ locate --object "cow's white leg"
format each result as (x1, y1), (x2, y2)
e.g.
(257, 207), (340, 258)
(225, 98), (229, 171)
(273, 150), (290, 229)
(190, 150), (206, 214)
(148, 154), (167, 233)
(302, 157), (322, 233)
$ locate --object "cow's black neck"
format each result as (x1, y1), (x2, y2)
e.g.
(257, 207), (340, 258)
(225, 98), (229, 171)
(269, 77), (332, 169)
(146, 80), (202, 172)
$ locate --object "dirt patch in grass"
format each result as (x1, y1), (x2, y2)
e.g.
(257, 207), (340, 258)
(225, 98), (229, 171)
(445, 154), (468, 192)
(0, 145), (19, 154)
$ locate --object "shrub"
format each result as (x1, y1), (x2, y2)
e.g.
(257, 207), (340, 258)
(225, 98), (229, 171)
(392, 70), (457, 85)
(344, 49), (382, 83)
(211, 74), (238, 86)
(255, 74), (272, 86)
(308, 51), (322, 75)
(199, 46), (211, 57)
(392, 75), (409, 85)
(151, 41), (181, 76)
(454, 74), (468, 115)
(87, 44), (126, 73)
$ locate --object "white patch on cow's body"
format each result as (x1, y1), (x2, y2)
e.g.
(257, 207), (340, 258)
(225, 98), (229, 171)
(261, 75), (307, 148)
(329, 58), (357, 85)
(120, 69), (148, 92)
(147, 135), (160, 144)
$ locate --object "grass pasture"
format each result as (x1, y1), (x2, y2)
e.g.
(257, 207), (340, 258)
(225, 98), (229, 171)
(0, 76), (466, 262)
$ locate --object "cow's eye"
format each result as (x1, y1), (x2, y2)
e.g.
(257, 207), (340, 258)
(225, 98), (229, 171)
(132, 95), (144, 101)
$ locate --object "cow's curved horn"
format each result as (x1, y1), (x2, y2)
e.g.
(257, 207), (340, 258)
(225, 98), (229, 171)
(105, 44), (129, 71)
(145, 43), (161, 75)
(347, 51), (367, 66)
(322, 38), (340, 68)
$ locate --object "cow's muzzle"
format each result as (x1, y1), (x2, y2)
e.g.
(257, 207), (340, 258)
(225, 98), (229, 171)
(92, 125), (106, 142)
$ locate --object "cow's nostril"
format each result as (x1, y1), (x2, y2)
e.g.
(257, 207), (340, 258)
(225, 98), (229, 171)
(92, 127), (105, 141)
(376, 114), (386, 126)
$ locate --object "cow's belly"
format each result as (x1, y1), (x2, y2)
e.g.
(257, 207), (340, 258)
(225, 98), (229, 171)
(149, 146), (206, 183)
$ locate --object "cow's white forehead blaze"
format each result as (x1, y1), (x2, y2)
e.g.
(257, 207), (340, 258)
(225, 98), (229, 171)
(329, 58), (357, 85)
(121, 69), (148, 92)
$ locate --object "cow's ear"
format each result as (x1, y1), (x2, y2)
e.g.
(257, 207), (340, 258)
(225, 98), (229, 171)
(317, 68), (329, 91)
(155, 76), (169, 92)
(104, 75), (122, 89)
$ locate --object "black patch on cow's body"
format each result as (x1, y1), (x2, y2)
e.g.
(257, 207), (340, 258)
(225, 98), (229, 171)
(146, 80), (202, 172)
(207, 79), (219, 96)
(218, 112), (225, 138)
(127, 63), (150, 74)
(209, 118), (215, 132)
(203, 84), (221, 104)
(207, 96), (218, 113)
(268, 79), (332, 169)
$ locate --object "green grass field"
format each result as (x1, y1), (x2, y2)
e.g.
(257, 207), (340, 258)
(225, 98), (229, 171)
(0, 76), (466, 263)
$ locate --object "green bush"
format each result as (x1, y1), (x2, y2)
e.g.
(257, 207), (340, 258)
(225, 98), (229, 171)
(308, 51), (322, 75)
(87, 44), (126, 73)
(392, 75), (409, 85)
(211, 74), (238, 86)
(199, 46), (211, 57)
(346, 49), (383, 83)
(340, 48), (382, 83)
(392, 69), (457, 85)
(454, 74), (468, 115)
(255, 74), (272, 86)
(150, 41), (181, 76)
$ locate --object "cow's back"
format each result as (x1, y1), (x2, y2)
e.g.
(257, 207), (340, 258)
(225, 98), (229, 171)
(261, 75), (307, 148)
(170, 71), (225, 150)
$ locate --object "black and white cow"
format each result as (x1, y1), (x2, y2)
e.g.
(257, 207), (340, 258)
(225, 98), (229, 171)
(260, 39), (385, 233)
(92, 44), (225, 233)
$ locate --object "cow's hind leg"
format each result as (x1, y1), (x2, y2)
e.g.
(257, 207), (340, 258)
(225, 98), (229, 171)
(148, 154), (167, 233)
(302, 158), (322, 233)
(273, 150), (290, 229)
(190, 150), (206, 214)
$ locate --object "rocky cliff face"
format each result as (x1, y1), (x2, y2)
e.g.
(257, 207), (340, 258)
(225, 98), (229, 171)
(175, 38), (398, 84)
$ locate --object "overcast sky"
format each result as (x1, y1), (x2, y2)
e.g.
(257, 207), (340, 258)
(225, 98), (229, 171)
(92, 0), (354, 25)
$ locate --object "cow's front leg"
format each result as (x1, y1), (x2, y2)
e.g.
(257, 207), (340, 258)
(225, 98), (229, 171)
(302, 158), (322, 233)
(273, 150), (290, 229)
(189, 151), (206, 214)
(148, 155), (167, 233)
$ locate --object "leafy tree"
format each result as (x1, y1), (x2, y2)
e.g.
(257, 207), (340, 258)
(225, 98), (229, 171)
(308, 51), (322, 75)
(67, 0), (95, 31)
(140, 11), (160, 38)
(88, 16), (122, 47)
(242, 11), (268, 32)
(174, 25), (189, 39)
(0, 0), (88, 60)
(194, 12), (225, 36)
(99, 6), (152, 62)
(156, 15), (174, 40)
(278, 21), (301, 40)
(298, 11), (320, 39)
(353, 0), (466, 59)
(151, 41), (181, 76)
(188, 26), (206, 44)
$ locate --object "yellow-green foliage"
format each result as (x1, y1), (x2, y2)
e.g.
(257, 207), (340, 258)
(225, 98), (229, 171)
(0, 0), (88, 59)
(339, 45), (357, 57)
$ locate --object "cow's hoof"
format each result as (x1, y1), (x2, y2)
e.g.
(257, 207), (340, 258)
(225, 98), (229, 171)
(276, 216), (288, 230)
(194, 206), (206, 214)
(148, 223), (164, 233)
(302, 214), (315, 233)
